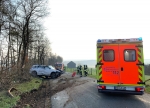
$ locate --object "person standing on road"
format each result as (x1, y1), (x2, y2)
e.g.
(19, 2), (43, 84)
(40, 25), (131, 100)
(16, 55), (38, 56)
(84, 65), (88, 76)
(77, 66), (80, 75)
(79, 65), (82, 77)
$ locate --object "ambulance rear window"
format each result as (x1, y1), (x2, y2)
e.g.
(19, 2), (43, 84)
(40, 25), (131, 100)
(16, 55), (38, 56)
(124, 49), (136, 61)
(103, 50), (114, 61)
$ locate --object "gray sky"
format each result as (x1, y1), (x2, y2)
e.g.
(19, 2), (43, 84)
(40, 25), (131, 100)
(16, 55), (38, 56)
(44, 0), (150, 60)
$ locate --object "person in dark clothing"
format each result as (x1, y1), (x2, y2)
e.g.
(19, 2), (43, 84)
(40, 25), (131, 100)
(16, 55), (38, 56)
(84, 65), (88, 76)
(77, 66), (80, 75)
(79, 65), (82, 77)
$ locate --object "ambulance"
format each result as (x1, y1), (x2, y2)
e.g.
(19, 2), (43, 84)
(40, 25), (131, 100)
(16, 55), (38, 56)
(96, 37), (145, 95)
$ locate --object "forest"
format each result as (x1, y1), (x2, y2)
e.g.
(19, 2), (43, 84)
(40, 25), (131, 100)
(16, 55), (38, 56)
(0, 0), (63, 90)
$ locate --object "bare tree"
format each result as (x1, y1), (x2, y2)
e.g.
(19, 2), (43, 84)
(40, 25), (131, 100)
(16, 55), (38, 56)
(48, 53), (63, 66)
(13, 0), (49, 68)
(57, 56), (63, 63)
(0, 0), (63, 92)
(0, 0), (17, 70)
(0, 0), (63, 73)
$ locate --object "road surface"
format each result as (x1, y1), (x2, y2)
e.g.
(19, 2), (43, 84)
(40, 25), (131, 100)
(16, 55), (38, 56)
(51, 72), (150, 108)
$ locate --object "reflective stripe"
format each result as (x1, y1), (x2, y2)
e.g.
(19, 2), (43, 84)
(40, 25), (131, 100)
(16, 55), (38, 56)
(98, 49), (102, 63)
(98, 48), (102, 81)
(96, 47), (103, 81)
(141, 46), (145, 81)
(137, 47), (143, 82)
(98, 65), (102, 80)
(96, 47), (99, 79)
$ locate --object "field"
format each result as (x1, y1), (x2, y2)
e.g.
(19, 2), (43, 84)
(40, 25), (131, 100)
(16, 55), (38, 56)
(145, 75), (150, 81)
(145, 75), (150, 93)
(66, 68), (97, 78)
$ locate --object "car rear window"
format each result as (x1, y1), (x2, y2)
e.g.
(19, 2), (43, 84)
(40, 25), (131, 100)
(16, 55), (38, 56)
(124, 49), (136, 61)
(103, 50), (115, 61)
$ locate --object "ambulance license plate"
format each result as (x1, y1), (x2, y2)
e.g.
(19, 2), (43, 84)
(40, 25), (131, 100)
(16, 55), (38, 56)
(114, 86), (126, 90)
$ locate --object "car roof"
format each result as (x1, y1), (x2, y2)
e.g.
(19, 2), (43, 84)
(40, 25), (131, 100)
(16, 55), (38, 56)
(32, 65), (39, 67)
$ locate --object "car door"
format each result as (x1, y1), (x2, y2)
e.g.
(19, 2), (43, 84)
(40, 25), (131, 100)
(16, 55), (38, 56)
(38, 66), (45, 75)
(44, 66), (52, 76)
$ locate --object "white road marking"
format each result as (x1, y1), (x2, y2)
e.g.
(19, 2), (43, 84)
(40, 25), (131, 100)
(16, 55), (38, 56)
(54, 96), (69, 100)
(137, 97), (150, 104)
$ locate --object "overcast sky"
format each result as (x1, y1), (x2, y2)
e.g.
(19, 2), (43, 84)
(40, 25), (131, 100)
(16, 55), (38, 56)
(44, 0), (150, 61)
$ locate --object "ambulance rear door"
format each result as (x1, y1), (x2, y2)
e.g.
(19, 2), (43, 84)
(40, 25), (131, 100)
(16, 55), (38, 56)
(119, 43), (144, 85)
(97, 44), (120, 84)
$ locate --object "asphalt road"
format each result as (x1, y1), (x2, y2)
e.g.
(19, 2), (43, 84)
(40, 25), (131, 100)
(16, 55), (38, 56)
(51, 73), (150, 108)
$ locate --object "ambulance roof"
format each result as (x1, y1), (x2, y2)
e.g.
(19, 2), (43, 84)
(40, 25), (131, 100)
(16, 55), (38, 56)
(97, 37), (142, 44)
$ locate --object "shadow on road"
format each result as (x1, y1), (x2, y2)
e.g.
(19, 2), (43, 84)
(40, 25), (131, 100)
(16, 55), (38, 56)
(97, 92), (148, 108)
(84, 83), (148, 108)
(100, 92), (136, 97)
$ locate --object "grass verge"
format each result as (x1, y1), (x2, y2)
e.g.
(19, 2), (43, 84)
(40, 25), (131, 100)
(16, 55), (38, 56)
(145, 75), (150, 93)
(14, 77), (42, 93)
(0, 77), (42, 108)
(0, 91), (20, 108)
(145, 87), (150, 94)
(88, 74), (96, 79)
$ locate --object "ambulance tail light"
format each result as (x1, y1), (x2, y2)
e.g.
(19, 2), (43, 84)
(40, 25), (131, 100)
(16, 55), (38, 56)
(97, 85), (106, 90)
(135, 87), (144, 92)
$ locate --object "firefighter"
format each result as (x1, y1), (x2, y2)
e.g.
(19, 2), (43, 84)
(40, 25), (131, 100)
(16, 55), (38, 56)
(84, 65), (88, 76)
(77, 66), (80, 75)
(79, 65), (82, 77)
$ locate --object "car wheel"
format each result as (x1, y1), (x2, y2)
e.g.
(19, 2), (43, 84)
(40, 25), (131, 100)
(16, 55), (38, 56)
(32, 71), (37, 77)
(59, 73), (61, 76)
(56, 72), (59, 77)
(45, 76), (49, 79)
(58, 73), (61, 77)
(51, 73), (56, 79)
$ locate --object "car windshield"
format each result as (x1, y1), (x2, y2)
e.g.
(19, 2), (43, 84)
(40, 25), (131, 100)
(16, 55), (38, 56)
(49, 66), (55, 69)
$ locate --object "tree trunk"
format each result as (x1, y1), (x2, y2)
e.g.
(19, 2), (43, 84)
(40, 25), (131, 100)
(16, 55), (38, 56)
(17, 42), (22, 67)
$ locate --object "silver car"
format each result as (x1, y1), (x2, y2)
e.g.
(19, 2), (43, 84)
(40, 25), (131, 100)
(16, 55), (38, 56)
(29, 65), (61, 78)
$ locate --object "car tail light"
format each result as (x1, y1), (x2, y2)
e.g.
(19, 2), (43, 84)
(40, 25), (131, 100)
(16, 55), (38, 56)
(135, 87), (144, 92)
(97, 85), (106, 90)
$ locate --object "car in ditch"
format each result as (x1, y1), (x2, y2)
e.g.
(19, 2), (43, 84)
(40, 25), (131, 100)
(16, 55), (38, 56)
(29, 65), (61, 79)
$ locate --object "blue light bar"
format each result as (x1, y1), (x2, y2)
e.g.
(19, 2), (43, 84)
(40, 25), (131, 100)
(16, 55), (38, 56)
(97, 39), (101, 42)
(138, 37), (142, 41)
